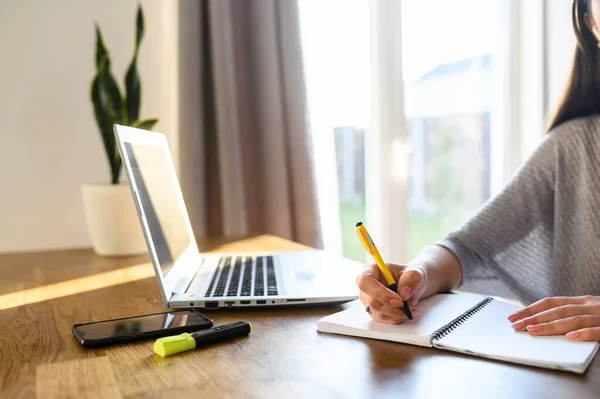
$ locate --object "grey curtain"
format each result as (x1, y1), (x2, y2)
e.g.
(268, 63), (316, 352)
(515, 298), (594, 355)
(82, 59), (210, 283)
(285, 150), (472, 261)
(178, 0), (322, 248)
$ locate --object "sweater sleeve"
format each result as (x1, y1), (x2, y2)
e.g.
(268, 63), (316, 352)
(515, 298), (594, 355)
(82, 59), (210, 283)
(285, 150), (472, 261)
(436, 132), (558, 302)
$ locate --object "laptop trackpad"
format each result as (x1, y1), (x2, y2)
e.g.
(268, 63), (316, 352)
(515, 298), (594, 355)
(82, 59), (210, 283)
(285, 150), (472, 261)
(293, 270), (316, 282)
(279, 251), (361, 296)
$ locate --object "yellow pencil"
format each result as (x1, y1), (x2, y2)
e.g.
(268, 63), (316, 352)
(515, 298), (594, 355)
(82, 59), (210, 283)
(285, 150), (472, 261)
(356, 222), (413, 320)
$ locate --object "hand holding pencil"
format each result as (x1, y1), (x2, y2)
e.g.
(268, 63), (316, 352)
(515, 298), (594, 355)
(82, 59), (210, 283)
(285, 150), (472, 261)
(355, 222), (428, 324)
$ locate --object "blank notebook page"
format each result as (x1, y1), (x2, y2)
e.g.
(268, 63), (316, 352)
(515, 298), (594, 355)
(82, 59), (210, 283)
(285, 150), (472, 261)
(434, 299), (599, 371)
(317, 294), (485, 347)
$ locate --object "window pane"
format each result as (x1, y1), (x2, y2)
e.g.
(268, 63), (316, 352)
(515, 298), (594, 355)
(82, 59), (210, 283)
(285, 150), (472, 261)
(402, 0), (500, 258)
(299, 0), (370, 261)
(335, 126), (366, 261)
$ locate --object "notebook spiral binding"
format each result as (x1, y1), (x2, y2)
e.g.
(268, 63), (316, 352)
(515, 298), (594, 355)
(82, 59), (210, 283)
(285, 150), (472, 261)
(430, 297), (494, 341)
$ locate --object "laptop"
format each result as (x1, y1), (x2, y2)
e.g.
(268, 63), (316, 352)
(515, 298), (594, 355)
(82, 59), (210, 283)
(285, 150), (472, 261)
(114, 124), (361, 310)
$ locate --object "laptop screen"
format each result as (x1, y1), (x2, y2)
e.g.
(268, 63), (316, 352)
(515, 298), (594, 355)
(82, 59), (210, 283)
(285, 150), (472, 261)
(124, 142), (190, 277)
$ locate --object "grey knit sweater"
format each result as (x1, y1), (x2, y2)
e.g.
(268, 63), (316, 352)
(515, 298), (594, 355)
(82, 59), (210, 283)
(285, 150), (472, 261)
(438, 115), (600, 305)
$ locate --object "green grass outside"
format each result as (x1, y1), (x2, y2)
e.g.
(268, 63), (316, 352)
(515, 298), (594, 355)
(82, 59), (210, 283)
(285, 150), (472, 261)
(339, 201), (460, 263)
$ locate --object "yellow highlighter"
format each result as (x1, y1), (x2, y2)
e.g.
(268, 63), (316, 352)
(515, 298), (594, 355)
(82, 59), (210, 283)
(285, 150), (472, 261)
(154, 321), (251, 357)
(356, 222), (413, 320)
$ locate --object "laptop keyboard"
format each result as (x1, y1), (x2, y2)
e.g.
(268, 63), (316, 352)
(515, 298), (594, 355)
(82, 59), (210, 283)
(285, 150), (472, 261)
(205, 255), (278, 297)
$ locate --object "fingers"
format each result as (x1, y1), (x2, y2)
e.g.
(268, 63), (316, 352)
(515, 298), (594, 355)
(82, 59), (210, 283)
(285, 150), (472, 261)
(359, 291), (407, 321)
(566, 327), (600, 341)
(524, 315), (600, 336)
(356, 266), (401, 304)
(508, 296), (588, 322)
(397, 267), (427, 304)
(356, 263), (424, 324)
(511, 304), (597, 331)
(359, 291), (420, 324)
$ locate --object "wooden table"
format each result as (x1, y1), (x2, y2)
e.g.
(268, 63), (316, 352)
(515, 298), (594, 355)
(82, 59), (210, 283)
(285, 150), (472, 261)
(1, 235), (599, 398)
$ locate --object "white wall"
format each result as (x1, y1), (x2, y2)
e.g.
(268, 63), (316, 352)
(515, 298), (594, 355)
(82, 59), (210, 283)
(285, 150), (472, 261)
(0, 0), (178, 253)
(545, 0), (576, 114)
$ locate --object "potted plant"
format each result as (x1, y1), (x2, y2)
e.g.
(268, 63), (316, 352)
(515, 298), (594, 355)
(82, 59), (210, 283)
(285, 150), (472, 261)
(82, 5), (158, 256)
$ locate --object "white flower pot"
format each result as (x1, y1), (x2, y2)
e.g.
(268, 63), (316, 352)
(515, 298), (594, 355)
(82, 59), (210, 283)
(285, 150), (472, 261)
(81, 183), (147, 256)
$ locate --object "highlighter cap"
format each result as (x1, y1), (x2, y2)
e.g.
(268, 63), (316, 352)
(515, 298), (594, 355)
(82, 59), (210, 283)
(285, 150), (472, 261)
(154, 332), (195, 357)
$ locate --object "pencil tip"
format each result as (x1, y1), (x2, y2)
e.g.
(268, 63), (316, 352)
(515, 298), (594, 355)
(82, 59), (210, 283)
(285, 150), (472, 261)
(356, 222), (363, 227)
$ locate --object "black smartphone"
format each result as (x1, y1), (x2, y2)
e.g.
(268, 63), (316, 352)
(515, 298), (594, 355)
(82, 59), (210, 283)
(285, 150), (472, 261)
(72, 309), (213, 347)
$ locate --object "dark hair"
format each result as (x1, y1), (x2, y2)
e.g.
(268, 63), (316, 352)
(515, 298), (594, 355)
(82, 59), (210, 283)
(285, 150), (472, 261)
(546, 0), (600, 131)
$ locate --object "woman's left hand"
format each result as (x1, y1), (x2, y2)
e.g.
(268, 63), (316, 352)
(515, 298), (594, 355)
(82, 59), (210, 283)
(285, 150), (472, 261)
(508, 296), (600, 341)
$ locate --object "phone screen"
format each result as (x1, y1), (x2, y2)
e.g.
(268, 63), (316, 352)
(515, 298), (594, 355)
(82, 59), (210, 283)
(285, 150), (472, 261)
(74, 310), (211, 341)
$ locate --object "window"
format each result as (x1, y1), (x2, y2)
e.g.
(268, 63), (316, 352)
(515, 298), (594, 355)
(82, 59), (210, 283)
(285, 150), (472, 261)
(299, 0), (371, 260)
(300, 0), (517, 262)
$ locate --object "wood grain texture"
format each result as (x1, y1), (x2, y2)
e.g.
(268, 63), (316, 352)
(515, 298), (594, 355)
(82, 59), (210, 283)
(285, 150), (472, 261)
(0, 235), (599, 398)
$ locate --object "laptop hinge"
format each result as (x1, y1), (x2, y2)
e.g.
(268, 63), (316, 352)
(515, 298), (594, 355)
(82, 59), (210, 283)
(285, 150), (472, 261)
(181, 263), (203, 295)
(169, 256), (205, 296)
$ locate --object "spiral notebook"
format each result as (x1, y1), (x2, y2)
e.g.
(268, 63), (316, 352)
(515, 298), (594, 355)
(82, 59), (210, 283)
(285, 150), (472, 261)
(317, 293), (599, 373)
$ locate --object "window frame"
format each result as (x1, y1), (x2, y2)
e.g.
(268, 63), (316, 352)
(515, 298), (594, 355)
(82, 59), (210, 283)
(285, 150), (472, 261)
(365, 0), (408, 262)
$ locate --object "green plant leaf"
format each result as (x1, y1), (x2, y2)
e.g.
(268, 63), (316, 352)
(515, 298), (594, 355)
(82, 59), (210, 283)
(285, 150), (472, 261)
(94, 24), (108, 69)
(124, 5), (144, 125)
(91, 57), (118, 183)
(99, 56), (125, 125)
(91, 56), (125, 184)
(131, 118), (158, 130)
(135, 4), (144, 47)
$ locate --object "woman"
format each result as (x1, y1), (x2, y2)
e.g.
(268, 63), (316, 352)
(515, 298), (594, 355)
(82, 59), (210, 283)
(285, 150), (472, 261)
(357, 0), (600, 341)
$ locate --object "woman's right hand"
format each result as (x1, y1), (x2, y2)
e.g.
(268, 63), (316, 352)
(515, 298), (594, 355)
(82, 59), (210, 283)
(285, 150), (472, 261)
(356, 263), (429, 324)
